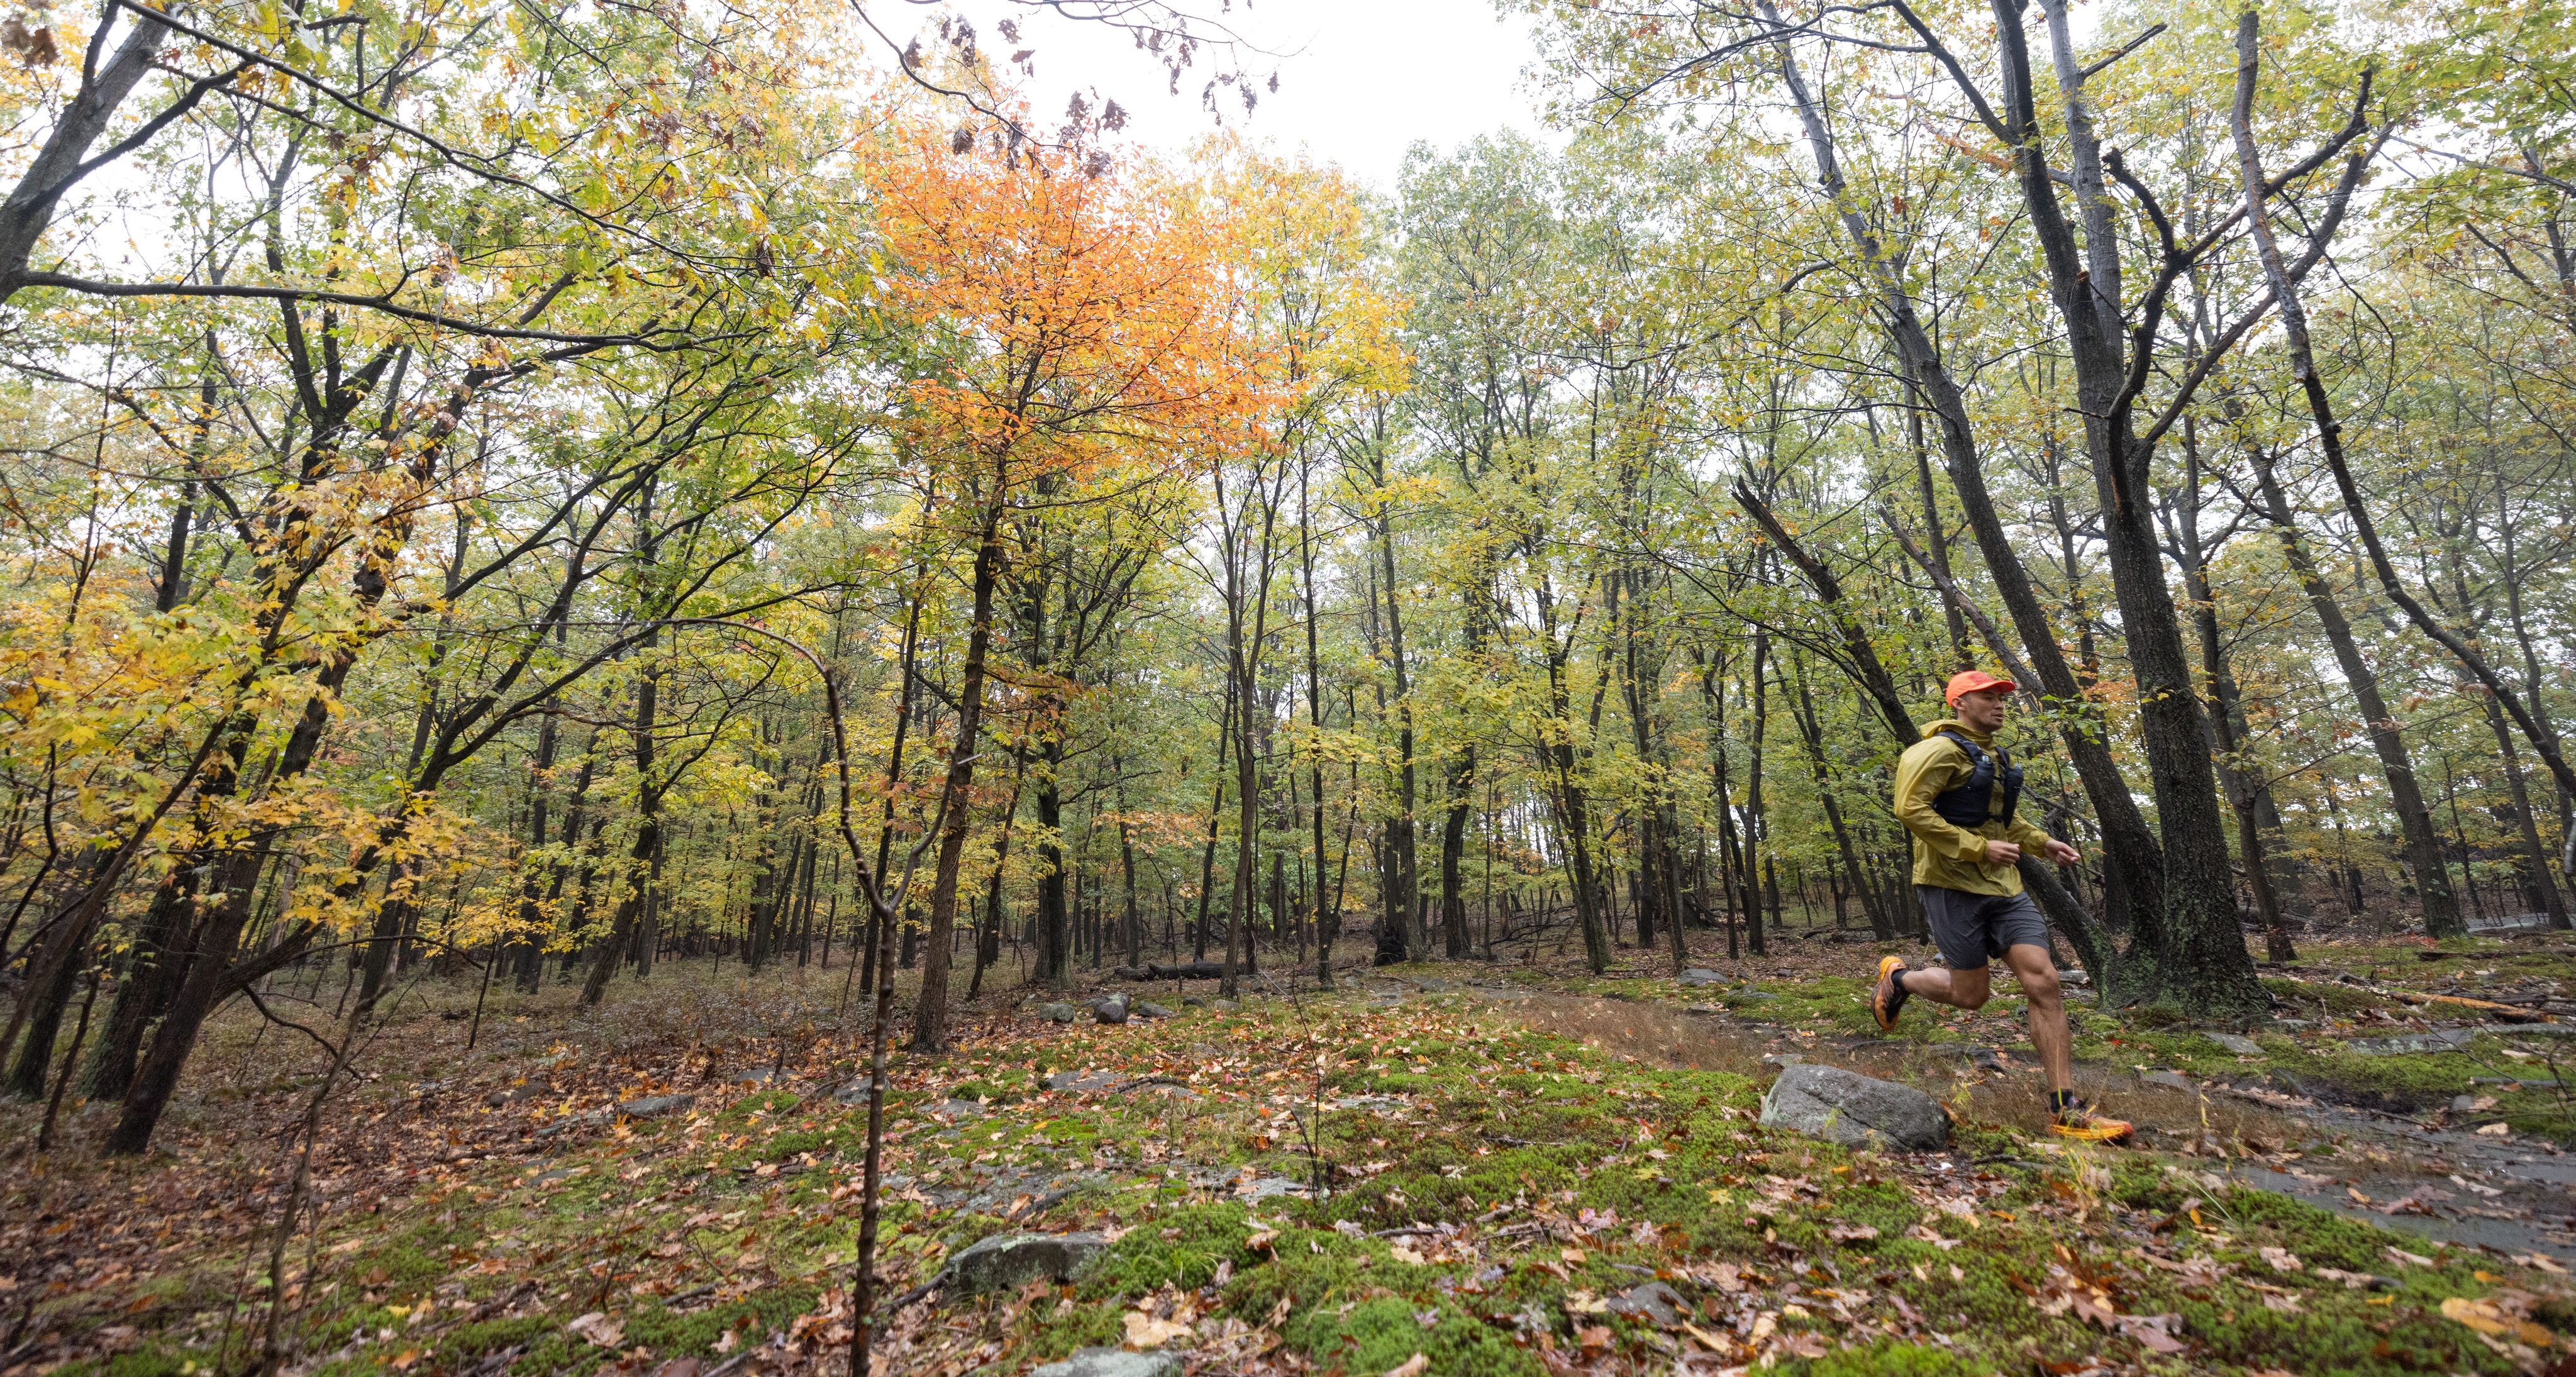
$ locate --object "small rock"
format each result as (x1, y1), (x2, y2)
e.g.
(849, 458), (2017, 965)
(833, 1080), (875, 1105)
(484, 1084), (545, 1108)
(1031, 1348), (1182, 1377)
(1605, 1280), (1685, 1327)
(2060, 968), (2090, 986)
(1758, 1065), (1949, 1151)
(943, 1232), (1108, 1295)
(1677, 968), (1727, 987)
(2205, 1033), (2265, 1056)
(2276, 1018), (2312, 1030)
(1040, 1002), (1079, 1024)
(617, 1093), (697, 1119)
(1961, 1046), (2004, 1072)
(1760, 1053), (1806, 1070)
(2140, 1070), (2195, 1092)
(733, 1068), (777, 1084)
(1238, 1176), (1309, 1202)
(1133, 1001), (1174, 1019)
(1092, 996), (1130, 1025)
(1211, 998), (1241, 1013)
(1182, 995), (1208, 1007)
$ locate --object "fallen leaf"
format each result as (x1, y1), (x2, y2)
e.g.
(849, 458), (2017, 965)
(2443, 1295), (2557, 1347)
(1681, 1320), (1734, 1352)
(1124, 1310), (1193, 1348)
(2385, 1246), (2435, 1269)
(566, 1311), (625, 1348)
(2260, 1246), (2302, 1274)
(2478, 1122), (2512, 1136)
(1384, 1352), (1430, 1377)
(1828, 1224), (1879, 1244)
(1389, 1242), (1430, 1266)
(390, 1349), (421, 1371)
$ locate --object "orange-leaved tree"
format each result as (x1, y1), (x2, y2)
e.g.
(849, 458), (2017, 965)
(870, 114), (1272, 1051)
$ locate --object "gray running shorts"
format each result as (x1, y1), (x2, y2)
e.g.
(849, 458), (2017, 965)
(1915, 886), (2050, 970)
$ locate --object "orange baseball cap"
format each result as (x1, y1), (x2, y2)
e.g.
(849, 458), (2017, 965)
(1944, 670), (2018, 704)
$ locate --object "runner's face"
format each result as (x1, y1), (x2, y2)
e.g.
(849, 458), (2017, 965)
(1954, 687), (2009, 733)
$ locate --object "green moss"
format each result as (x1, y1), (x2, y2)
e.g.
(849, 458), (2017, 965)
(1078, 1202), (1264, 1296)
(1285, 1296), (1543, 1377)
(1796, 1339), (1975, 1377)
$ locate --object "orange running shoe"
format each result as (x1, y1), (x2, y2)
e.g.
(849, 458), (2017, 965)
(2050, 1097), (2135, 1143)
(1871, 955), (1913, 1032)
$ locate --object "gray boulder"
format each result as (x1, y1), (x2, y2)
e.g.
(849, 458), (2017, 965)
(1677, 968), (1727, 987)
(1758, 1064), (1948, 1151)
(833, 1079), (876, 1105)
(1031, 1349), (1183, 1377)
(2204, 1032), (2265, 1056)
(943, 1232), (1108, 1295)
(1040, 1002), (1079, 1024)
(1092, 996), (1130, 1025)
(2140, 1070), (2194, 1092)
(1133, 1001), (1174, 1019)
(616, 1093), (696, 1119)
(1210, 998), (1240, 1013)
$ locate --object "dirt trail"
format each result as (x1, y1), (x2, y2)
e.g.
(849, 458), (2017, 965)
(1367, 975), (2576, 1266)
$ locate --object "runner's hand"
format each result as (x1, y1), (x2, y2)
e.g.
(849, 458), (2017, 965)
(2044, 838), (2080, 866)
(1982, 839), (2021, 866)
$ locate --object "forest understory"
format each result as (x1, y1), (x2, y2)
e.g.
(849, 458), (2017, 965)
(14, 919), (2576, 1377)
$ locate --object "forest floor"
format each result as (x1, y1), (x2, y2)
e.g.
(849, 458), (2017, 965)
(11, 926), (2576, 1377)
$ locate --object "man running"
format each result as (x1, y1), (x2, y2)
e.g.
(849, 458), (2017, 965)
(1872, 670), (2131, 1143)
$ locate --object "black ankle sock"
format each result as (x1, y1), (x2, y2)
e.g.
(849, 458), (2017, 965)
(2049, 1090), (2080, 1112)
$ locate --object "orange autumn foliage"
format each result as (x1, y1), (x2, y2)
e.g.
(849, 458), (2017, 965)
(870, 127), (1277, 495)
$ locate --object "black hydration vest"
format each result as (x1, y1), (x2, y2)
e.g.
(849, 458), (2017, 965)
(1931, 730), (2023, 830)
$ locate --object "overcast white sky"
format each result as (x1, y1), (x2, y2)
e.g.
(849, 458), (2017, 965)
(862, 0), (1558, 191)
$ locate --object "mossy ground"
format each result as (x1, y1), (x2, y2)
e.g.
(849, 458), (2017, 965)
(10, 933), (2576, 1375)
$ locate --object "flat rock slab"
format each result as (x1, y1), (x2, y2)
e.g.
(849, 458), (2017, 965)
(1677, 968), (1727, 987)
(2343, 1029), (2477, 1055)
(2204, 1033), (2265, 1056)
(1032, 1348), (1183, 1377)
(945, 1232), (1108, 1295)
(1133, 1001), (1174, 1019)
(2140, 1070), (2195, 1092)
(617, 1094), (697, 1119)
(1047, 1070), (1133, 1093)
(1237, 1175), (1311, 1202)
(1758, 1064), (1949, 1151)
